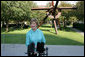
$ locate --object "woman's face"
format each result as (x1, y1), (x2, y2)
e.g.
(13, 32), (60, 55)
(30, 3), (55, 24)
(30, 21), (37, 30)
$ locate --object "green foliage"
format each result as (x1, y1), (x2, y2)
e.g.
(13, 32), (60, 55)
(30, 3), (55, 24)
(59, 1), (73, 23)
(76, 1), (84, 15)
(75, 1), (84, 21)
(1, 1), (38, 31)
(59, 1), (73, 7)
(59, 16), (66, 21)
(59, 1), (84, 27)
(1, 1), (38, 22)
(70, 1), (84, 21)
(69, 16), (78, 23)
(31, 10), (46, 23)
(73, 22), (84, 32)
(1, 1), (84, 32)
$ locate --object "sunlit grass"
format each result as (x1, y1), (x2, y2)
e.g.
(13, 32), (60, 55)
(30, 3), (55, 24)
(1, 24), (84, 45)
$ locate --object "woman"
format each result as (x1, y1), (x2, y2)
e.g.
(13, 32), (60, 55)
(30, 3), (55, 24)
(26, 18), (46, 55)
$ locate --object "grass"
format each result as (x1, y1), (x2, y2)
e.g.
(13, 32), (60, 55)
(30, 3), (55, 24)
(1, 24), (84, 45)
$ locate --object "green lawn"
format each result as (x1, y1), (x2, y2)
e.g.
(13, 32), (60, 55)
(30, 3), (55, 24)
(1, 24), (84, 45)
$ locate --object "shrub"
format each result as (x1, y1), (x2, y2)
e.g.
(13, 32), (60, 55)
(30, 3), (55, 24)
(73, 22), (84, 32)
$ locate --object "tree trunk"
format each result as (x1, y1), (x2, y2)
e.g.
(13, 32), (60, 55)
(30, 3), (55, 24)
(63, 19), (66, 27)
(1, 21), (2, 28)
(1, 21), (5, 28)
(50, 21), (52, 28)
(21, 21), (24, 29)
(57, 18), (61, 28)
(16, 21), (19, 28)
(6, 21), (9, 32)
(52, 20), (54, 28)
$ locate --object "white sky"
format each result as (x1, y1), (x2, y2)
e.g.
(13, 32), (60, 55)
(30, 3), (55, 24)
(33, 1), (78, 6)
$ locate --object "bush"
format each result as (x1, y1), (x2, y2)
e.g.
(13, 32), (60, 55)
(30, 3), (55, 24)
(73, 22), (84, 32)
(66, 21), (71, 25)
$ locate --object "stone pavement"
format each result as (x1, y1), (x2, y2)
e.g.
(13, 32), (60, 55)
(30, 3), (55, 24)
(1, 44), (84, 56)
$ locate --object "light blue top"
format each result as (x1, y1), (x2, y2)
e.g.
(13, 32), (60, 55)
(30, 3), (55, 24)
(26, 28), (46, 47)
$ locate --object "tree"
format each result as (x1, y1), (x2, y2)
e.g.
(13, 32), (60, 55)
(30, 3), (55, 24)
(67, 1), (84, 23)
(58, 1), (73, 27)
(59, 16), (66, 27)
(69, 16), (78, 25)
(1, 1), (13, 32)
(1, 1), (38, 31)
(75, 1), (84, 22)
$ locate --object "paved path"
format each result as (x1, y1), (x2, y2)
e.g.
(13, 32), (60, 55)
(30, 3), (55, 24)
(1, 44), (84, 56)
(67, 26), (84, 36)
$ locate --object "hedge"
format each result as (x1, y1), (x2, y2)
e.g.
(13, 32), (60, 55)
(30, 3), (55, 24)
(73, 22), (84, 32)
